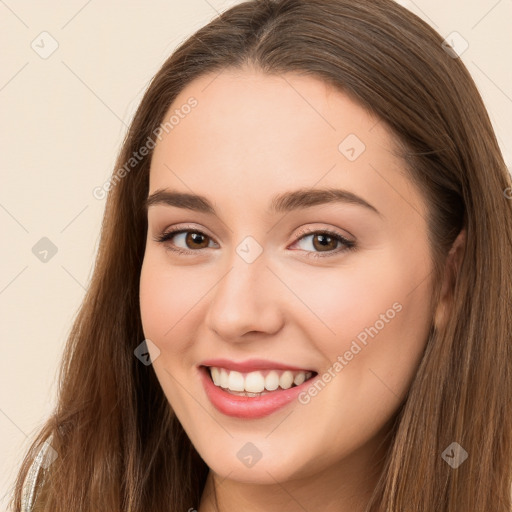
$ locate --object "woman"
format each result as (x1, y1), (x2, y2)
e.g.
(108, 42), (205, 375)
(11, 0), (512, 511)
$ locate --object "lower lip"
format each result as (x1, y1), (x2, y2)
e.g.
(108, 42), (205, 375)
(199, 366), (315, 419)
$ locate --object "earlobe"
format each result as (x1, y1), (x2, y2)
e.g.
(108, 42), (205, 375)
(434, 228), (466, 330)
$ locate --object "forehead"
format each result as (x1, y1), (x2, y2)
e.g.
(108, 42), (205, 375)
(148, 68), (427, 223)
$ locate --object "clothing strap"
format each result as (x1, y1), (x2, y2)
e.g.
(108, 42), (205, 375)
(20, 434), (55, 512)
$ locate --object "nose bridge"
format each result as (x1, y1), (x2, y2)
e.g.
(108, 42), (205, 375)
(205, 246), (283, 339)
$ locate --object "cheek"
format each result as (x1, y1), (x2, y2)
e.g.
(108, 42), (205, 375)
(139, 256), (203, 411)
(290, 263), (432, 457)
(291, 249), (433, 388)
(139, 255), (199, 356)
(285, 255), (409, 342)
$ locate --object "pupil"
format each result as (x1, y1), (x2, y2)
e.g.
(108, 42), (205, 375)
(190, 232), (207, 248)
(313, 234), (337, 252)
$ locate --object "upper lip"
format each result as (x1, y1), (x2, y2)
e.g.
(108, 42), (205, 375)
(199, 358), (316, 373)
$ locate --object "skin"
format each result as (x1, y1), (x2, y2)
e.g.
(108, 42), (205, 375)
(139, 67), (462, 512)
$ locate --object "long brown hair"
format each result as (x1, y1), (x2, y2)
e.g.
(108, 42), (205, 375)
(10, 0), (512, 510)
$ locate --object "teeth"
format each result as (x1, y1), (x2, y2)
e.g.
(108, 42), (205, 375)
(207, 367), (313, 394)
(211, 367), (220, 386)
(280, 370), (294, 390)
(293, 372), (306, 386)
(228, 371), (245, 392)
(265, 370), (280, 391)
(245, 371), (265, 393)
(219, 368), (229, 388)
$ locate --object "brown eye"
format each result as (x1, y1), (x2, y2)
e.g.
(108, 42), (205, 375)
(154, 228), (216, 255)
(311, 233), (339, 252)
(291, 229), (356, 259)
(184, 231), (210, 249)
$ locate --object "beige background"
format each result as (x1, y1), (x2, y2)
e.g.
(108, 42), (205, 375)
(1, 0), (511, 509)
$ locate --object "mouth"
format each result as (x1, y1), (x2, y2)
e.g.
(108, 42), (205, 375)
(200, 364), (318, 397)
(197, 358), (320, 418)
(198, 364), (319, 418)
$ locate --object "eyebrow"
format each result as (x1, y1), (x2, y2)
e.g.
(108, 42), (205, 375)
(145, 187), (382, 217)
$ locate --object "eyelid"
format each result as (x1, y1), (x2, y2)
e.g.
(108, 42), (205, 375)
(289, 226), (356, 258)
(293, 224), (355, 243)
(155, 223), (216, 242)
(155, 223), (354, 242)
(152, 223), (219, 255)
(154, 222), (356, 257)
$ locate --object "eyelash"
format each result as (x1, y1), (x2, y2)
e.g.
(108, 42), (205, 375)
(153, 224), (356, 259)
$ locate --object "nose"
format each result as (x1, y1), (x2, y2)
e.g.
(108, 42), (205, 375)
(204, 253), (284, 342)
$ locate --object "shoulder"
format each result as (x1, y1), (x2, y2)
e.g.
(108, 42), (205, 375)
(20, 434), (55, 512)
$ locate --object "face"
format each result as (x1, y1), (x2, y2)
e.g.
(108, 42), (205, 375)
(139, 68), (435, 486)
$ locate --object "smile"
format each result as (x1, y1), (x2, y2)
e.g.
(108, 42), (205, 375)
(208, 366), (314, 395)
(198, 364), (318, 419)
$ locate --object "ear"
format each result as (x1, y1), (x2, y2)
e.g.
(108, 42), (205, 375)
(434, 229), (466, 330)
